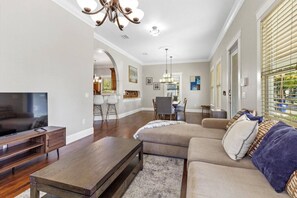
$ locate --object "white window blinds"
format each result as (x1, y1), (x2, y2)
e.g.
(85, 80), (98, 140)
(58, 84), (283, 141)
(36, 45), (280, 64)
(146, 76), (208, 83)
(261, 0), (297, 126)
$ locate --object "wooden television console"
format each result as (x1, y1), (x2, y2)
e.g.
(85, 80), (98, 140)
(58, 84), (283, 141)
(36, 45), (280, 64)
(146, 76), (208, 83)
(0, 126), (66, 174)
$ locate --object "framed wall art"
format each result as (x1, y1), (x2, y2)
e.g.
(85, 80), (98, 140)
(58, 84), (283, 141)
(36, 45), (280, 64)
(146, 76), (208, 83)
(146, 77), (153, 85)
(129, 65), (138, 83)
(190, 76), (201, 90)
(153, 82), (160, 90)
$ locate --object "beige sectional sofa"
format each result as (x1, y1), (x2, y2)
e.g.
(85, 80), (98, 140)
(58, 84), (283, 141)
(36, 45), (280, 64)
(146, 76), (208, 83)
(136, 118), (290, 198)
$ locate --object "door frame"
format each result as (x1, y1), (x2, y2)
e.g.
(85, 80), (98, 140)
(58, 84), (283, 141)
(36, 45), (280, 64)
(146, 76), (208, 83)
(226, 30), (241, 118)
(163, 72), (183, 100)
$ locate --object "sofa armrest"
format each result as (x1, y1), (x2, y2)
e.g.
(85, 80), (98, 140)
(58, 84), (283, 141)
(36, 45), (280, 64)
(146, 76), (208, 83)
(202, 118), (230, 129)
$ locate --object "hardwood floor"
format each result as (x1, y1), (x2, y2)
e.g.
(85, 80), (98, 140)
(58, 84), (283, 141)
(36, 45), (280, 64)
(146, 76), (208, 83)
(0, 111), (205, 198)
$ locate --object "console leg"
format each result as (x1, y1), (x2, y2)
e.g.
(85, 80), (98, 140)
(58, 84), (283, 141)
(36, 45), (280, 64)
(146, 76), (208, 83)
(57, 149), (60, 159)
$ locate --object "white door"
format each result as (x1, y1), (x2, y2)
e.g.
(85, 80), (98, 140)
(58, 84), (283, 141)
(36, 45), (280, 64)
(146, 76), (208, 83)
(229, 49), (241, 117)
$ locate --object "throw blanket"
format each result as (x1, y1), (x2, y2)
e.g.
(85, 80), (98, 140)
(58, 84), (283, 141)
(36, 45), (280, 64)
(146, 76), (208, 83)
(133, 120), (186, 139)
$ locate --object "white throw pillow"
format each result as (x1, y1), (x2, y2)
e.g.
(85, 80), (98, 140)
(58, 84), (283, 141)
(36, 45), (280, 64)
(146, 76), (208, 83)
(222, 114), (258, 160)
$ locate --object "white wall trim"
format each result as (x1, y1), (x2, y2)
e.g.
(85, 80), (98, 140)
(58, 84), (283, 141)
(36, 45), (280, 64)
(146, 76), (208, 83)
(51, 0), (94, 27)
(187, 109), (202, 113)
(94, 33), (143, 65)
(51, 0), (142, 65)
(208, 0), (245, 61)
(66, 127), (94, 145)
(94, 108), (142, 120)
(256, 20), (262, 115)
(256, 0), (279, 20)
(142, 108), (154, 111)
(226, 30), (241, 119)
(141, 108), (202, 113)
(142, 59), (209, 66)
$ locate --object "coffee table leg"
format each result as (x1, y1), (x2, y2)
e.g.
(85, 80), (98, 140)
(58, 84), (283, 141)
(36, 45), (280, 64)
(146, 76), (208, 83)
(139, 146), (143, 170)
(30, 177), (40, 198)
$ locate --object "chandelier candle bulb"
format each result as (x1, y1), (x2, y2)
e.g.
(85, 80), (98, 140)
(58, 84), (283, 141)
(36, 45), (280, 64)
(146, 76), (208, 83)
(77, 0), (97, 12)
(77, 0), (144, 30)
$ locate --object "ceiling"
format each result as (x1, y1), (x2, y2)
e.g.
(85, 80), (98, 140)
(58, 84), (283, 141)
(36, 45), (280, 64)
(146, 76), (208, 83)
(94, 51), (113, 68)
(55, 0), (240, 65)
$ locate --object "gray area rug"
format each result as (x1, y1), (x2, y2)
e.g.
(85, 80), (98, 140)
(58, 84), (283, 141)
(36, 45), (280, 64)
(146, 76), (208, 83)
(16, 155), (183, 198)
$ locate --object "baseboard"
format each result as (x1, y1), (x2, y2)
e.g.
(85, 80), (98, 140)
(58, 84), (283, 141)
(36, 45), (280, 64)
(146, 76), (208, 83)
(141, 108), (154, 111)
(141, 108), (202, 113)
(187, 109), (202, 113)
(94, 108), (142, 121)
(66, 127), (94, 145)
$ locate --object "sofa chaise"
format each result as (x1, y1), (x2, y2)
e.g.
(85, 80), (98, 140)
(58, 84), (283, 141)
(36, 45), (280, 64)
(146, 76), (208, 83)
(135, 114), (296, 198)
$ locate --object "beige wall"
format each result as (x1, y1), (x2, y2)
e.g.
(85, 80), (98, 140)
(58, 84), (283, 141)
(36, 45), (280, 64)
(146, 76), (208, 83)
(210, 0), (270, 115)
(142, 62), (210, 110)
(0, 0), (94, 136)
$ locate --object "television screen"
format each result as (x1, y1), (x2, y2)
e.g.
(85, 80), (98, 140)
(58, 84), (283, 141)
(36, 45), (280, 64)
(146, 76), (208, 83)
(0, 93), (48, 136)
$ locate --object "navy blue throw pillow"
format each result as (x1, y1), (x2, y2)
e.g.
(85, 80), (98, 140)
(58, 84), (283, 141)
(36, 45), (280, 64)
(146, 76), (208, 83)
(252, 121), (297, 192)
(245, 112), (263, 123)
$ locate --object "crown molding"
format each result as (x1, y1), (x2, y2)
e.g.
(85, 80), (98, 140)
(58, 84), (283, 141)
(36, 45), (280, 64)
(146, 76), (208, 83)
(208, 0), (245, 61)
(256, 0), (279, 20)
(142, 58), (209, 66)
(51, 0), (95, 27)
(94, 33), (143, 65)
(51, 0), (143, 65)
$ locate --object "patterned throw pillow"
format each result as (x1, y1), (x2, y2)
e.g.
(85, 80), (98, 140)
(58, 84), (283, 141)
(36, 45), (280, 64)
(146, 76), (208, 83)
(287, 171), (297, 198)
(225, 109), (249, 130)
(247, 120), (278, 157)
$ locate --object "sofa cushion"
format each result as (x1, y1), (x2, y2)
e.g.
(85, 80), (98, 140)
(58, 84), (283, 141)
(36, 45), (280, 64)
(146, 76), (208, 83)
(252, 121), (297, 192)
(188, 138), (256, 169)
(136, 123), (225, 147)
(225, 109), (249, 130)
(222, 115), (258, 160)
(247, 119), (279, 157)
(187, 161), (289, 198)
(286, 171), (297, 198)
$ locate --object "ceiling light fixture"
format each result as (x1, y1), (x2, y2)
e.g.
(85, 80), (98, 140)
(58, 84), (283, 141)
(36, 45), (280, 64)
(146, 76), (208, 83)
(77, 0), (144, 31)
(150, 26), (160, 36)
(160, 49), (173, 84)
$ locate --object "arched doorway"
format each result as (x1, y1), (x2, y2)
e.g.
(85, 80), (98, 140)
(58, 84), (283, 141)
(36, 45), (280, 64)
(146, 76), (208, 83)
(93, 49), (118, 121)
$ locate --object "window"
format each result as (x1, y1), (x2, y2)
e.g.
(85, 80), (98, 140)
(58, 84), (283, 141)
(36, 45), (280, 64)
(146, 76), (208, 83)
(261, 0), (297, 125)
(216, 62), (222, 108)
(102, 77), (113, 94)
(164, 73), (182, 100)
(210, 69), (215, 106)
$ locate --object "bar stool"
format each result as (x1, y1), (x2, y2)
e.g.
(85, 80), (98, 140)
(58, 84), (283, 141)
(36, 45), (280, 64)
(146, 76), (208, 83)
(93, 95), (104, 120)
(106, 94), (118, 120)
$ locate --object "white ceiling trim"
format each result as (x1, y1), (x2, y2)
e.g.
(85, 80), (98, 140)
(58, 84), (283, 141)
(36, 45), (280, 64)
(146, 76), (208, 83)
(51, 0), (94, 27)
(142, 59), (209, 66)
(94, 33), (143, 65)
(208, 0), (245, 61)
(51, 0), (142, 65)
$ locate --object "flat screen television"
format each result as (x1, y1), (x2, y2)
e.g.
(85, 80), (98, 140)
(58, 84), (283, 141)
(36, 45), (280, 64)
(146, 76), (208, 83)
(0, 93), (48, 137)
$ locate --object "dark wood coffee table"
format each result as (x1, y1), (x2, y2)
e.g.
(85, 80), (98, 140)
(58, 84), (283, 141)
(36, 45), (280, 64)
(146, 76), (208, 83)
(30, 137), (143, 198)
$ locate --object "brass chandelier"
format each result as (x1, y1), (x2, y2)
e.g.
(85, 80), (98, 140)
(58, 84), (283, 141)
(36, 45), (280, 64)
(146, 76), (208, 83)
(77, 0), (144, 30)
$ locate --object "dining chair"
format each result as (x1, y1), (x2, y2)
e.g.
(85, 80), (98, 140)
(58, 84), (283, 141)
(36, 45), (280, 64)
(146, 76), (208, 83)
(152, 99), (158, 120)
(176, 98), (187, 121)
(156, 97), (175, 120)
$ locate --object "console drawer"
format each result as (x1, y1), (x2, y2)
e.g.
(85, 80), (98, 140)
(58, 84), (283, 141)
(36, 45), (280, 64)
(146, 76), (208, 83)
(45, 129), (66, 153)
